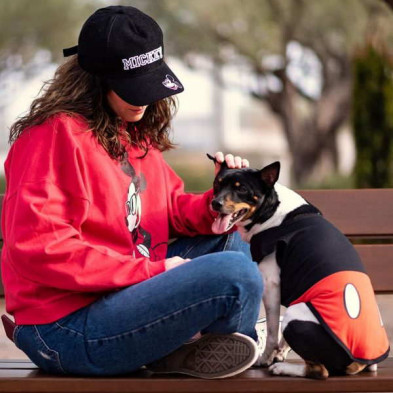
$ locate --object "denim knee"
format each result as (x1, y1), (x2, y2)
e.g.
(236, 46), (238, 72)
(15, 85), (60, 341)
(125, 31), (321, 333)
(227, 251), (263, 298)
(201, 251), (263, 299)
(196, 251), (262, 338)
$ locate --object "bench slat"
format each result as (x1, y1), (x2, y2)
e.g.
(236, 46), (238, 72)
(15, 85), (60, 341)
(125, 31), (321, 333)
(299, 189), (393, 236)
(0, 358), (392, 393)
(356, 244), (393, 293)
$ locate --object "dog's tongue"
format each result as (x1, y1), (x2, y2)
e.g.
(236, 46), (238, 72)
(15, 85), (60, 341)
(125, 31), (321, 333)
(212, 214), (232, 234)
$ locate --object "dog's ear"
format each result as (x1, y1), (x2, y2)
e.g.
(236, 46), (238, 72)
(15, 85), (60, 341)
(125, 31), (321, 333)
(206, 153), (228, 170)
(260, 161), (280, 188)
(206, 153), (217, 164)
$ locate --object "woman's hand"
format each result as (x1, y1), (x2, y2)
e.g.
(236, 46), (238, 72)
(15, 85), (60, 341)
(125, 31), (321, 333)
(165, 256), (191, 271)
(213, 152), (250, 175)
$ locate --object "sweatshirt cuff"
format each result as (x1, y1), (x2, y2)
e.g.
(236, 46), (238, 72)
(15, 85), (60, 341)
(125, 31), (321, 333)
(148, 260), (166, 277)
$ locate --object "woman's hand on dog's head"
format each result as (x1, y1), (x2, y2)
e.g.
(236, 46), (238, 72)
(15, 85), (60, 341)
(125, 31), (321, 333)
(213, 152), (250, 175)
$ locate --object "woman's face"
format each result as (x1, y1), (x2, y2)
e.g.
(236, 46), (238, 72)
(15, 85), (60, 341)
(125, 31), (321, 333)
(107, 90), (148, 122)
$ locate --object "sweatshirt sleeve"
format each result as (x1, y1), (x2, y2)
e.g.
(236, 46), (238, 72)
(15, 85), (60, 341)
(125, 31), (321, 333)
(161, 159), (217, 238)
(2, 117), (165, 293)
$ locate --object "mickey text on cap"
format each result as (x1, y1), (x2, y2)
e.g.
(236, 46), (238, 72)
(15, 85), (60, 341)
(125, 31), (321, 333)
(122, 46), (163, 71)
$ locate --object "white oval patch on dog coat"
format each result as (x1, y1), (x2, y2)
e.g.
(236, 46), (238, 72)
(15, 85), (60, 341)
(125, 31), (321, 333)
(344, 283), (361, 319)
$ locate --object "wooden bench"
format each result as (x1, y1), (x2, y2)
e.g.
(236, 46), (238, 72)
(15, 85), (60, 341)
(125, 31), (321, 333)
(0, 189), (392, 393)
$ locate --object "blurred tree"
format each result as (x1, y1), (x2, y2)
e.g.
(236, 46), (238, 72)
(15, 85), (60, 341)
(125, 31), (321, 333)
(382, 0), (393, 9)
(134, 0), (393, 185)
(0, 0), (99, 147)
(352, 44), (393, 188)
(0, 0), (97, 71)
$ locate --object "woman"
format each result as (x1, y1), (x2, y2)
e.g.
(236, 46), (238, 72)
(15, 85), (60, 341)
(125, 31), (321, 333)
(1, 6), (263, 378)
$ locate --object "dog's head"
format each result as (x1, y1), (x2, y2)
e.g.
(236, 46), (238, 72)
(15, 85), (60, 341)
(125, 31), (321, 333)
(208, 155), (280, 233)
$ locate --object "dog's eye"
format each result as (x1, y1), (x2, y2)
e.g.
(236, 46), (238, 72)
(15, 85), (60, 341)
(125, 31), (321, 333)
(237, 185), (248, 193)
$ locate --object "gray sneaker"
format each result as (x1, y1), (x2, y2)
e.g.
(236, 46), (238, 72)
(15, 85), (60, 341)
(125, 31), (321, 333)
(146, 332), (258, 379)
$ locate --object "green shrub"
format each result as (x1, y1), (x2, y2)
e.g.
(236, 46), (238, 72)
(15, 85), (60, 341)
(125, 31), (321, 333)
(352, 44), (393, 188)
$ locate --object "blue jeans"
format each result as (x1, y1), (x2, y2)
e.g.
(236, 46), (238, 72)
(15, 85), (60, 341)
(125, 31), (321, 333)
(14, 232), (263, 376)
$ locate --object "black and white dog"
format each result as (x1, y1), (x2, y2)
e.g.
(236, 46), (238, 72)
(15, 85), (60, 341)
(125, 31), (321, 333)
(209, 156), (390, 379)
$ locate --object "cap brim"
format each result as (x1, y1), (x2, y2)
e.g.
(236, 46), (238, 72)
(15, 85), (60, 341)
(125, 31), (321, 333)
(106, 61), (184, 106)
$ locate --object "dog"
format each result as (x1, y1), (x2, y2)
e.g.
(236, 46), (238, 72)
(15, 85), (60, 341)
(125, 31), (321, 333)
(208, 155), (390, 379)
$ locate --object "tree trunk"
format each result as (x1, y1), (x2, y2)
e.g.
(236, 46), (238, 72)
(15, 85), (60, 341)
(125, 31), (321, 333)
(262, 69), (352, 185)
(382, 0), (393, 10)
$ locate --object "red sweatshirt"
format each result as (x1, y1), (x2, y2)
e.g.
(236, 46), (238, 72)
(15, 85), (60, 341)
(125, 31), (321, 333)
(1, 114), (216, 325)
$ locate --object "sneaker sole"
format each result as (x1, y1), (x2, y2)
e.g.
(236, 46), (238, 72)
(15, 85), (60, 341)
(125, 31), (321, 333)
(148, 332), (258, 379)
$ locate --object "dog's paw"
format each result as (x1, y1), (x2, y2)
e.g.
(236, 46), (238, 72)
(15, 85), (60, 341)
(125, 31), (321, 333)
(254, 354), (270, 367)
(269, 362), (306, 377)
(273, 353), (286, 363)
(269, 362), (288, 375)
(273, 346), (291, 363)
(255, 349), (280, 367)
(254, 353), (273, 367)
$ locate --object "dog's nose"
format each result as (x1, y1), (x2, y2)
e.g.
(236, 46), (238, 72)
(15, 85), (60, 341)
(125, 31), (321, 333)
(212, 199), (223, 211)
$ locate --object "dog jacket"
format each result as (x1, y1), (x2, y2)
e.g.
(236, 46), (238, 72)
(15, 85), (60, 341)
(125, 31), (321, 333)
(250, 205), (390, 364)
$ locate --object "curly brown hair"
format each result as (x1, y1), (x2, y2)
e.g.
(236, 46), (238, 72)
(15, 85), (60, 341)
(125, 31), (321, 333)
(9, 56), (177, 160)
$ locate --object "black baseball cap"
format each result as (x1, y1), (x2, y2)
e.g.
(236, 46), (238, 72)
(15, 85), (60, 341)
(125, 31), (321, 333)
(63, 5), (184, 106)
